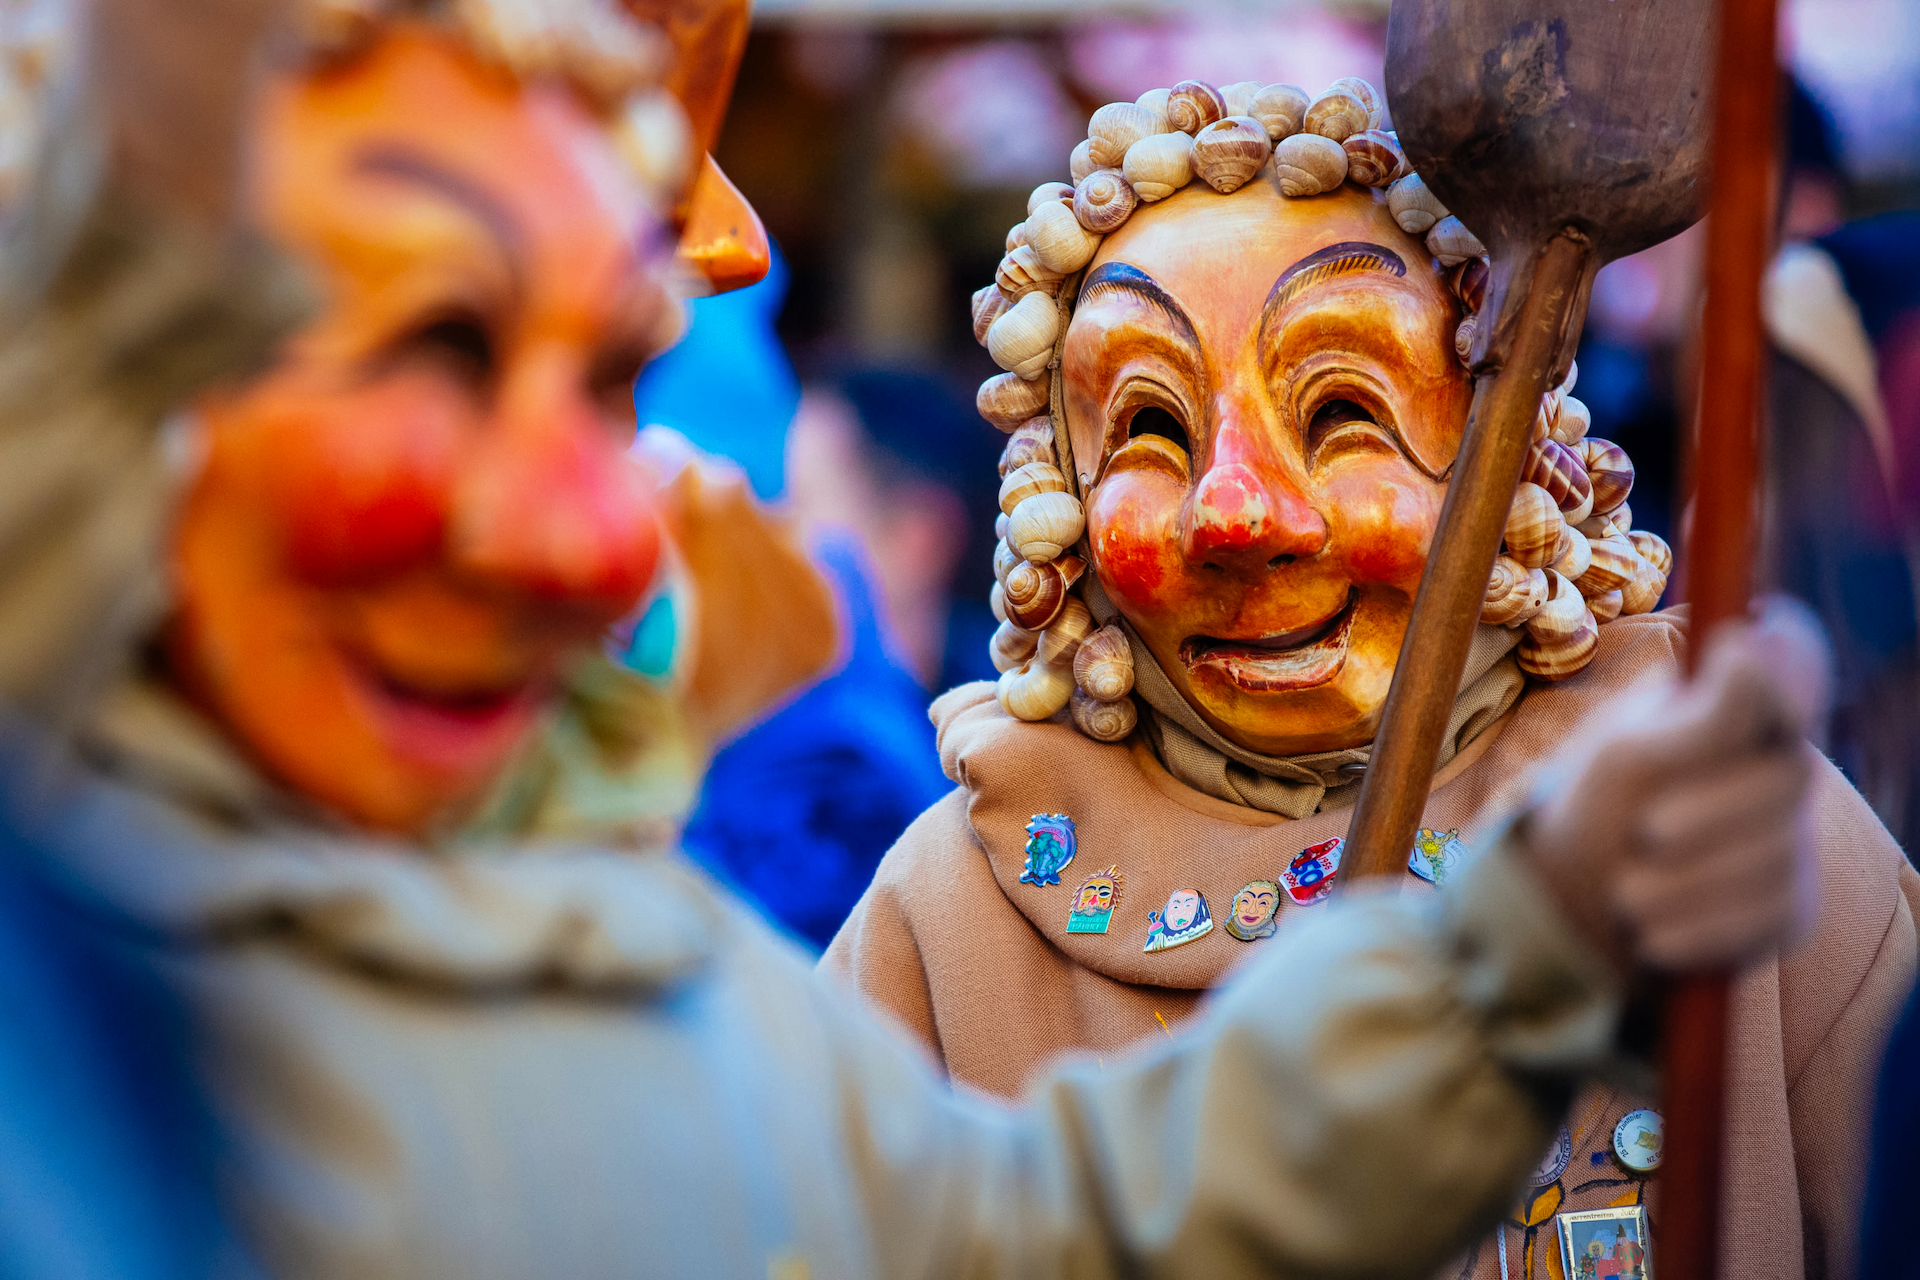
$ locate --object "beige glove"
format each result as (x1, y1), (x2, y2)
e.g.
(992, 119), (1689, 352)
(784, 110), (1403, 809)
(1518, 597), (1829, 973)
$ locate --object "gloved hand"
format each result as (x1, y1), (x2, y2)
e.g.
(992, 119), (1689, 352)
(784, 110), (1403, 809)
(1517, 597), (1829, 974)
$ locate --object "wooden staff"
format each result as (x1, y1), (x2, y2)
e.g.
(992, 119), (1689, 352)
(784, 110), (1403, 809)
(1662, 0), (1782, 1273)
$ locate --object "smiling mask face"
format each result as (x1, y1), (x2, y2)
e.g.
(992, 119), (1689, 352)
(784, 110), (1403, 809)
(168, 29), (685, 833)
(1061, 175), (1471, 757)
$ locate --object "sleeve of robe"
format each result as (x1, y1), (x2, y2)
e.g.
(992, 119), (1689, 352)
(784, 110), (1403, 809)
(745, 833), (1638, 1278)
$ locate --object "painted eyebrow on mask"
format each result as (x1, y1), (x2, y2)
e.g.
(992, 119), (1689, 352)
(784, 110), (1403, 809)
(1258, 240), (1408, 335)
(1077, 262), (1201, 349)
(352, 144), (526, 285)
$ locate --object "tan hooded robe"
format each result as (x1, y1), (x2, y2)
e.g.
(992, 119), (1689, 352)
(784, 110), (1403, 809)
(827, 611), (1920, 1279)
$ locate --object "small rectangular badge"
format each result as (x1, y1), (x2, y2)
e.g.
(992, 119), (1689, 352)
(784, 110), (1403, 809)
(1556, 1205), (1651, 1280)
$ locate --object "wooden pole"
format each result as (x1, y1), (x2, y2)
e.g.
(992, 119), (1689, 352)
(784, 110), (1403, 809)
(1659, 0), (1780, 1274)
(1343, 234), (1593, 878)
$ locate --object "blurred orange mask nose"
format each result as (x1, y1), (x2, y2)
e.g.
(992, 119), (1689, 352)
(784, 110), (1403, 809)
(677, 154), (769, 294)
(168, 29), (680, 834)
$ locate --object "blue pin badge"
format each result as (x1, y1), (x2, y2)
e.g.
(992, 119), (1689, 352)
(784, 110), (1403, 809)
(1019, 813), (1078, 886)
(1408, 828), (1467, 884)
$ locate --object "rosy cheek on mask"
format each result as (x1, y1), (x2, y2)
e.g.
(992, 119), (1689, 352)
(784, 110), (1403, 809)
(258, 377), (463, 585)
(1320, 464), (1441, 588)
(1087, 468), (1185, 611)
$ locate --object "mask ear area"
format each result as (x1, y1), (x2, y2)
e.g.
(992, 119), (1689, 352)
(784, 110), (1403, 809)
(675, 156), (769, 295)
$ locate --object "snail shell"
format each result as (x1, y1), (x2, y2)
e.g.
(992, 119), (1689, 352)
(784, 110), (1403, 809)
(1483, 555), (1549, 626)
(1073, 168), (1138, 234)
(1249, 83), (1310, 141)
(1386, 173), (1448, 235)
(1220, 80), (1261, 117)
(1192, 116), (1272, 194)
(977, 371), (1050, 430)
(1123, 131), (1194, 202)
(1454, 313), (1478, 365)
(1560, 358), (1579, 395)
(1448, 256), (1489, 311)
(1325, 76), (1384, 128)
(1523, 437), (1595, 518)
(998, 460), (1068, 515)
(1550, 394), (1592, 446)
(995, 244), (1063, 301)
(995, 512), (1010, 541)
(1533, 387), (1561, 443)
(998, 415), (1056, 477)
(971, 286), (1010, 347)
(1342, 129), (1405, 187)
(1629, 530), (1672, 576)
(1427, 215), (1487, 267)
(989, 580), (1007, 623)
(1505, 481), (1566, 570)
(1073, 625), (1135, 700)
(1071, 687), (1137, 742)
(1551, 526), (1592, 583)
(1272, 133), (1348, 197)
(1609, 502), (1633, 536)
(1518, 618), (1599, 680)
(1038, 596), (1094, 666)
(1577, 438), (1635, 515)
(1070, 139), (1097, 183)
(993, 537), (1020, 586)
(987, 290), (1061, 381)
(1027, 181), (1073, 215)
(1003, 556), (1072, 630)
(1024, 200), (1102, 274)
(990, 619), (1038, 673)
(1303, 88), (1370, 143)
(998, 656), (1074, 722)
(1518, 570), (1600, 680)
(1088, 101), (1166, 169)
(1135, 87), (1172, 119)
(1577, 533), (1641, 595)
(1620, 557), (1667, 616)
(1165, 80), (1227, 134)
(1009, 490), (1086, 563)
(1588, 589), (1624, 622)
(1006, 223), (1028, 253)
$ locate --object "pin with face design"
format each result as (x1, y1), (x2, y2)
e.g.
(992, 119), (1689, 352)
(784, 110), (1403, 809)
(1224, 878), (1280, 940)
(1019, 813), (1078, 886)
(1281, 837), (1344, 905)
(1408, 828), (1467, 884)
(1142, 888), (1213, 952)
(1066, 865), (1123, 934)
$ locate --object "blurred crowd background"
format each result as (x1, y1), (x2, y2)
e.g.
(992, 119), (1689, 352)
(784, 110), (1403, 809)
(636, 0), (1920, 950)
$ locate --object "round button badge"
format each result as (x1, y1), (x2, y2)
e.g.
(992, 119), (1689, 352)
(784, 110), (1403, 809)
(1531, 1123), (1573, 1186)
(1612, 1109), (1664, 1173)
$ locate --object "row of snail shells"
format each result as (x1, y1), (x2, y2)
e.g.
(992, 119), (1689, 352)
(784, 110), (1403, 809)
(1479, 364), (1673, 678)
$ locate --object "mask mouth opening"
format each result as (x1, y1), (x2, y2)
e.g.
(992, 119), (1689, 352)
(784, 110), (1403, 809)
(1177, 587), (1357, 694)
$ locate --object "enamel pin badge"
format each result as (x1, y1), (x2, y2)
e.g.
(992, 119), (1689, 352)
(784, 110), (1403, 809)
(1281, 837), (1343, 905)
(1142, 889), (1213, 952)
(1224, 879), (1281, 941)
(1409, 828), (1467, 884)
(1019, 813), (1077, 886)
(1066, 865), (1123, 934)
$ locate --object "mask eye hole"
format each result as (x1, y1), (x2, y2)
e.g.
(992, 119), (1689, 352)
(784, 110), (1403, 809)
(1127, 405), (1191, 456)
(1307, 398), (1386, 458)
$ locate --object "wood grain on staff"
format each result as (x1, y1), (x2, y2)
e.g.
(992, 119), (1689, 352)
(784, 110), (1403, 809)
(1660, 0), (1782, 1274)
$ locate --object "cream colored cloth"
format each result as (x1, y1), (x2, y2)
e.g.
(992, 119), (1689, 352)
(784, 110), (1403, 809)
(1082, 575), (1525, 817)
